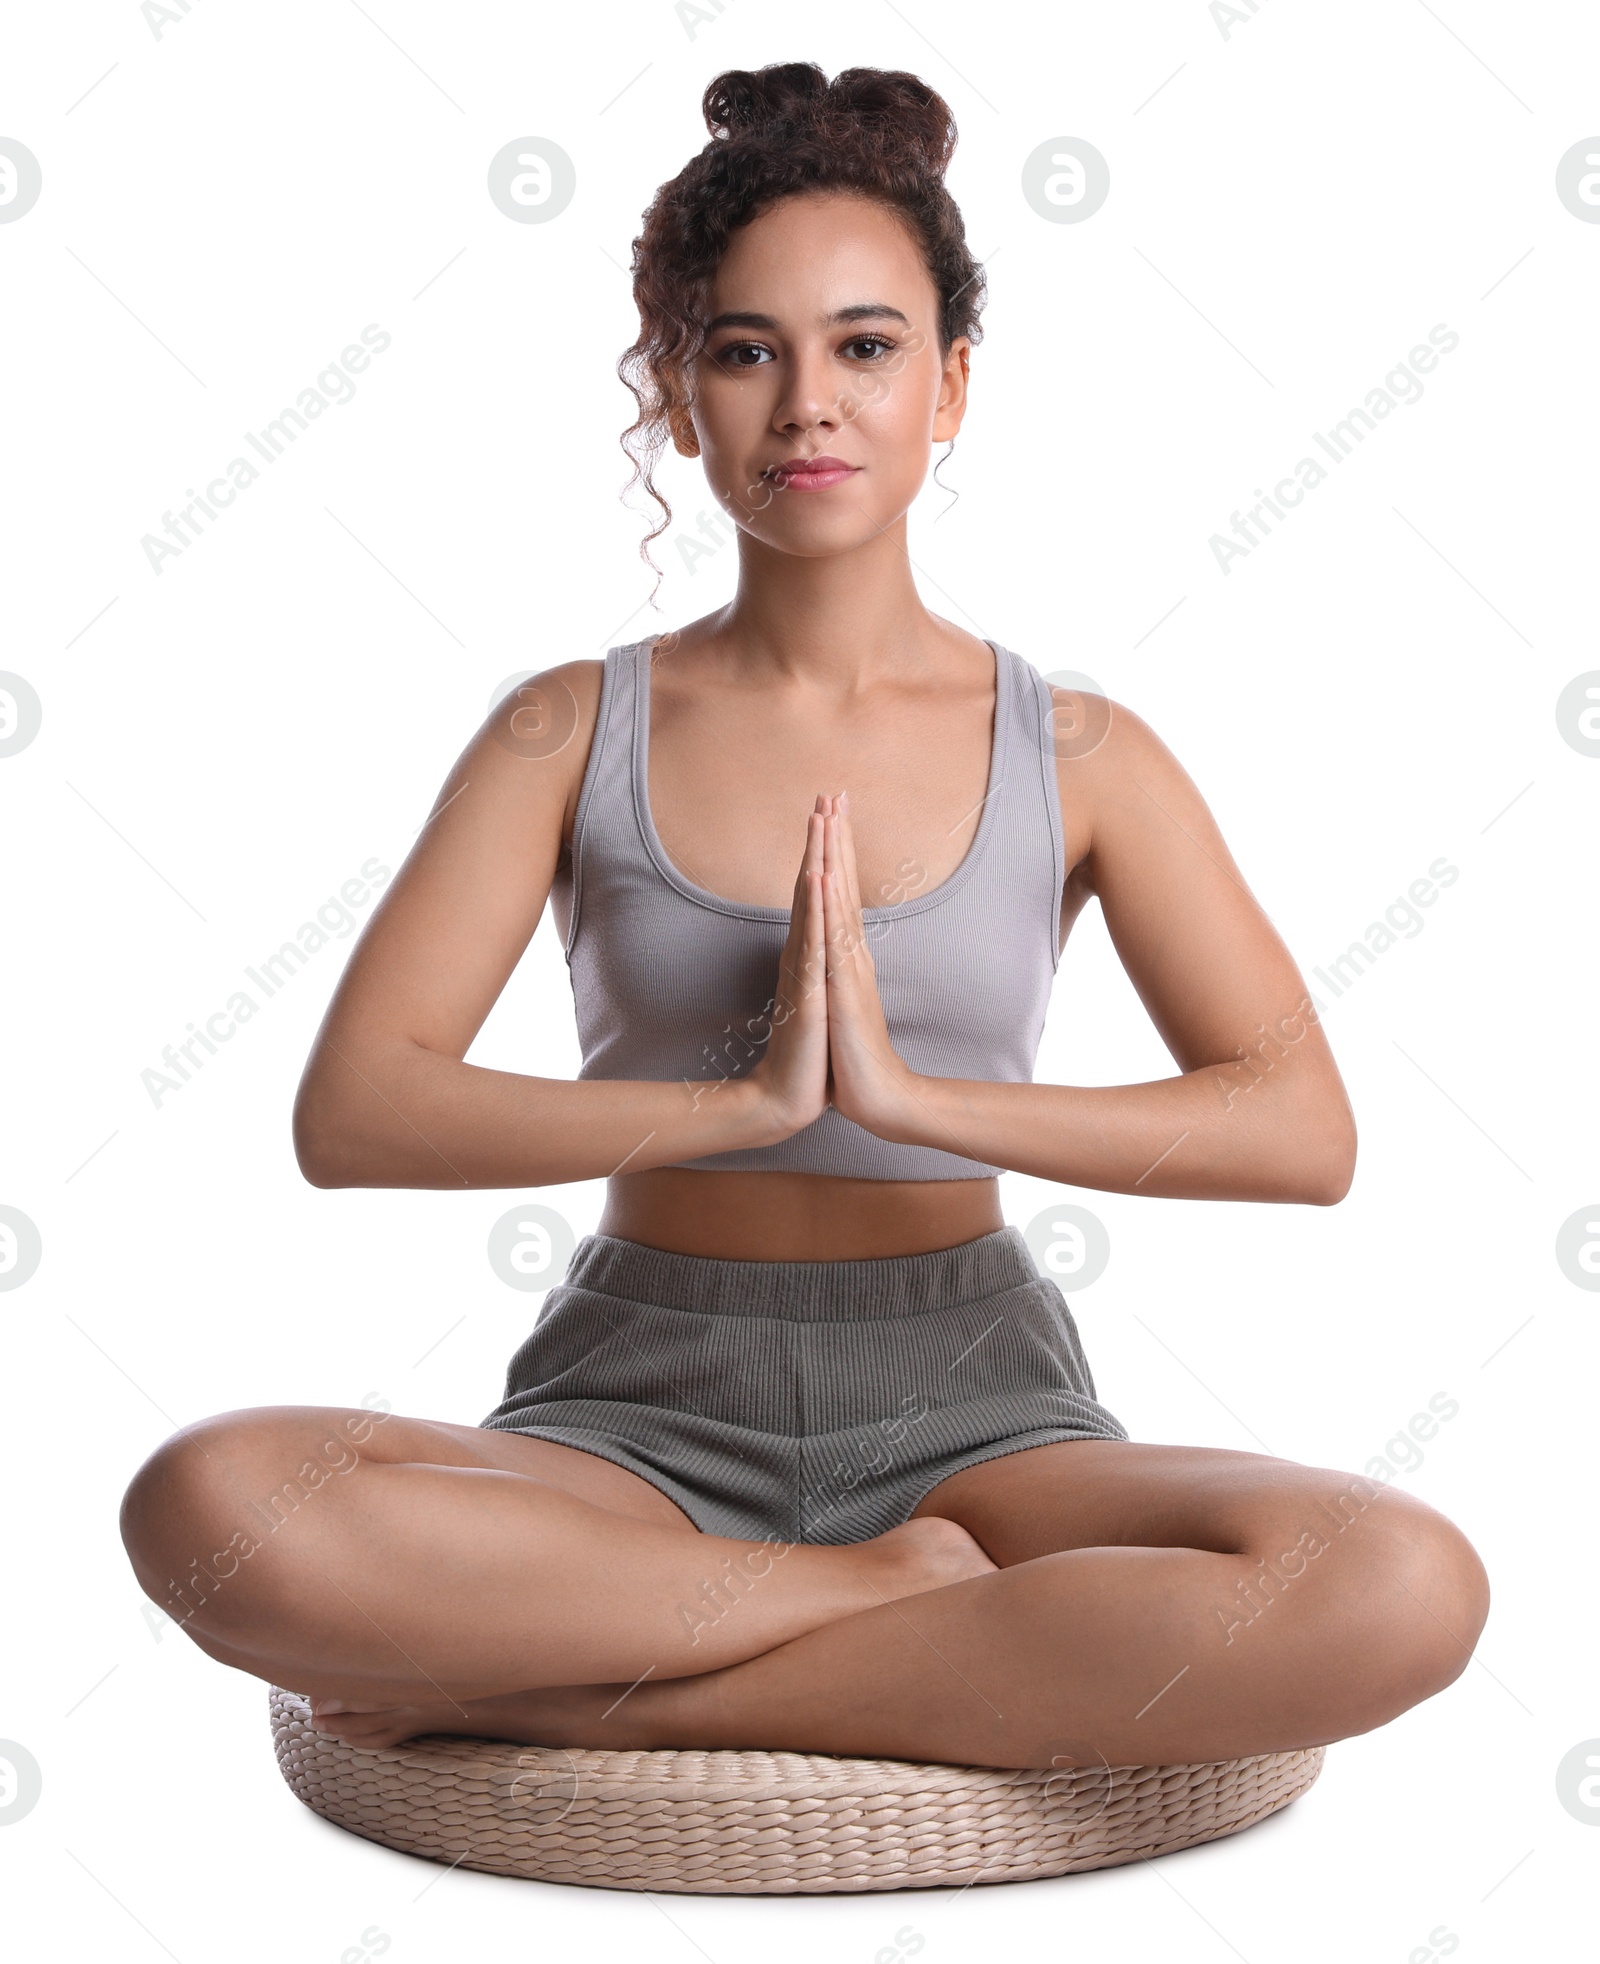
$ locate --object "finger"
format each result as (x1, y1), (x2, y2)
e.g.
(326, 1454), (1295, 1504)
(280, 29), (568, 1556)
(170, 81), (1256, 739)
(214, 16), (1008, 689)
(782, 812), (816, 992)
(790, 794), (826, 910)
(821, 798), (848, 964)
(836, 790), (866, 919)
(826, 801), (866, 963)
(800, 816), (827, 1001)
(785, 812), (829, 1015)
(821, 826), (862, 981)
(807, 875), (828, 1004)
(806, 814), (826, 952)
(838, 800), (882, 985)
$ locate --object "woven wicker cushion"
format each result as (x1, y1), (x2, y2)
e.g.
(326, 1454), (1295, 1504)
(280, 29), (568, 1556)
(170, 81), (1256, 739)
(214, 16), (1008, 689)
(269, 1685), (1324, 1894)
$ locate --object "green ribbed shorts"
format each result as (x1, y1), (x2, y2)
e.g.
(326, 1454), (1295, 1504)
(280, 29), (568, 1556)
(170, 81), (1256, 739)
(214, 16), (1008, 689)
(478, 1225), (1129, 1545)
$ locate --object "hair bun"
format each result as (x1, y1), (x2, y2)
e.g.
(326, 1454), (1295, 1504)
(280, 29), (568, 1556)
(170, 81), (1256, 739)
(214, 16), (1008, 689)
(702, 62), (829, 139)
(702, 63), (956, 177)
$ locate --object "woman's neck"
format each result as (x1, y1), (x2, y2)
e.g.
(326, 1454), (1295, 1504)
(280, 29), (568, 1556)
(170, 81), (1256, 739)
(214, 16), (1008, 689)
(685, 520), (969, 686)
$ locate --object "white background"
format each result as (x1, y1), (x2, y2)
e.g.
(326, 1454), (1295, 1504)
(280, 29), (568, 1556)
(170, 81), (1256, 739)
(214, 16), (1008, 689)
(3, 1), (1596, 1958)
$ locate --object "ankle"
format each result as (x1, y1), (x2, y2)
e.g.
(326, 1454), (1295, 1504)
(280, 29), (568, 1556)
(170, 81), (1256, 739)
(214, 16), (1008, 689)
(632, 1666), (728, 1752)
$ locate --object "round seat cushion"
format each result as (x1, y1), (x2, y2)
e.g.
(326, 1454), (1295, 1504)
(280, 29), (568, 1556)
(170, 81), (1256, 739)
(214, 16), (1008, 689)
(269, 1686), (1325, 1894)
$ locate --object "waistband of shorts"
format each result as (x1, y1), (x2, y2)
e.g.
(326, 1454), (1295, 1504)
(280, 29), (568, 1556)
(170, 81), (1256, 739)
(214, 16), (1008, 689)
(556, 1226), (1043, 1321)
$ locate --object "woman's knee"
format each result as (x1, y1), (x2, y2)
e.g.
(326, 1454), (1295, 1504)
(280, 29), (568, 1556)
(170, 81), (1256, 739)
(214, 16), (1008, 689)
(119, 1404), (387, 1634)
(1247, 1473), (1490, 1717)
(1364, 1487), (1491, 1695)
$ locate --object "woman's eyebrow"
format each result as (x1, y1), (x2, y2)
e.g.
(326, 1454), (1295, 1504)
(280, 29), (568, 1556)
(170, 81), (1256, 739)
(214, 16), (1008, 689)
(703, 303), (913, 333)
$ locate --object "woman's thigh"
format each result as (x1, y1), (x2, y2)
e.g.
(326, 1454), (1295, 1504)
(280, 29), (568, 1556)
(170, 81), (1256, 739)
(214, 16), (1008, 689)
(120, 1404), (703, 1702)
(415, 1416), (702, 1532)
(123, 1403), (701, 1545)
(909, 1436), (1475, 1575)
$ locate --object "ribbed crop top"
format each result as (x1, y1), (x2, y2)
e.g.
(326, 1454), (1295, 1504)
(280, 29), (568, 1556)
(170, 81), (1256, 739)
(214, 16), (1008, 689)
(550, 635), (1065, 1180)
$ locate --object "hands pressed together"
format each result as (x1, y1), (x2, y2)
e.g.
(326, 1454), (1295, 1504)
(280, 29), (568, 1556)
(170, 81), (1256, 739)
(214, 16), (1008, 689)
(743, 791), (933, 1149)
(721, 785), (1351, 1206)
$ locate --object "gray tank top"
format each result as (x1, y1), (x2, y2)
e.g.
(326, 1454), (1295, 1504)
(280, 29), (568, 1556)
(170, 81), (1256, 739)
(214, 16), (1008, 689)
(552, 636), (1065, 1180)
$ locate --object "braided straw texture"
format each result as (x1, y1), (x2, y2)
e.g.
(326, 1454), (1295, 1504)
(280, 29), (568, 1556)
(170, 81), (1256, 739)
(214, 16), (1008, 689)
(269, 1686), (1323, 1894)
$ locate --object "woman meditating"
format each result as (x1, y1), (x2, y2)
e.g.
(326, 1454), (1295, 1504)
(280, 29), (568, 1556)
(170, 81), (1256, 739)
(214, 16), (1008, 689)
(120, 62), (1489, 1777)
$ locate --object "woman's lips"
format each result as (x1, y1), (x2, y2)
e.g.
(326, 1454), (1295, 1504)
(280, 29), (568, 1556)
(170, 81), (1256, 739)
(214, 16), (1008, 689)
(765, 456), (861, 492)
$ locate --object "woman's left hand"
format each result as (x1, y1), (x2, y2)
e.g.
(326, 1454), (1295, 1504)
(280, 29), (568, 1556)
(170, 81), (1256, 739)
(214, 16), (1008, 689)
(820, 792), (931, 1142)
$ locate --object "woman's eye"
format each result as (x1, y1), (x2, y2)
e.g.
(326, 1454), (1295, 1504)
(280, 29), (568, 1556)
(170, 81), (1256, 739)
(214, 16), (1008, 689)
(713, 336), (893, 369)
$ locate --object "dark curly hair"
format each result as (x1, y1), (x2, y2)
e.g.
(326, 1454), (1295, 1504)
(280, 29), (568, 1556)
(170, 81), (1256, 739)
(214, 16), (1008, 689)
(617, 61), (987, 596)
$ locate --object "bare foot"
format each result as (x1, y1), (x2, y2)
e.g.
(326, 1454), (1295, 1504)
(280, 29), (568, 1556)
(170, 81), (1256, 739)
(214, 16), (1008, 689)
(850, 1515), (997, 1605)
(307, 1682), (663, 1754)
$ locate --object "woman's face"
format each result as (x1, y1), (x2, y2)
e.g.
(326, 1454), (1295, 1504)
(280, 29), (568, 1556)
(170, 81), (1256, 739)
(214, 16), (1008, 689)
(673, 191), (970, 558)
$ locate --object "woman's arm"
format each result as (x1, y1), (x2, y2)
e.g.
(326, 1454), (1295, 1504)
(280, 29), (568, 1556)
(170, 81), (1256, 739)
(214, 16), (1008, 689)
(291, 663), (823, 1189)
(821, 700), (1359, 1205)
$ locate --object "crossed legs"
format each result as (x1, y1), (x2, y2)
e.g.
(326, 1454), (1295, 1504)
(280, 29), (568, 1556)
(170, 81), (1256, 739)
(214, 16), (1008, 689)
(119, 1406), (1490, 1770)
(118, 1405), (995, 1703)
(672, 1437), (1493, 1768)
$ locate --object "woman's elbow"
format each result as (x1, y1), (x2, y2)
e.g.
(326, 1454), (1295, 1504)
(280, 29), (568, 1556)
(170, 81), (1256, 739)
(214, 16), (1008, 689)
(1295, 1108), (1358, 1205)
(292, 1076), (360, 1188)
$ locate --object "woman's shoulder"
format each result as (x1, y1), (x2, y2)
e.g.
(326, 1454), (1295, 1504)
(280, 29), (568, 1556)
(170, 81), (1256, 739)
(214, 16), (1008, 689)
(1029, 669), (1196, 873)
(480, 656), (607, 752)
(447, 657), (612, 854)
(1042, 677), (1235, 894)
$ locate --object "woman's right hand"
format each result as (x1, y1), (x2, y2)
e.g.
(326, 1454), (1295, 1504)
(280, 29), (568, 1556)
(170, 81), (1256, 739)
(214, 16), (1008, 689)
(739, 795), (831, 1143)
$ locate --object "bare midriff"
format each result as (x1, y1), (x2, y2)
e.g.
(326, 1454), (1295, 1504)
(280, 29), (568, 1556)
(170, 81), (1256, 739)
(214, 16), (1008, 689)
(597, 1168), (1006, 1262)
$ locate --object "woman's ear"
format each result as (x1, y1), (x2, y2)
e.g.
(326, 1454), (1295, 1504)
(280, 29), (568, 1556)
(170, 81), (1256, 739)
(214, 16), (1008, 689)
(668, 402), (701, 458)
(931, 337), (970, 445)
